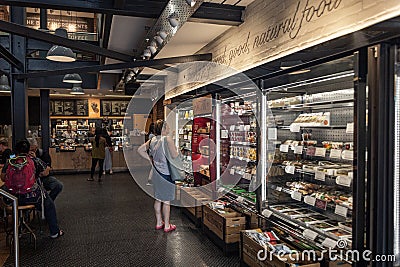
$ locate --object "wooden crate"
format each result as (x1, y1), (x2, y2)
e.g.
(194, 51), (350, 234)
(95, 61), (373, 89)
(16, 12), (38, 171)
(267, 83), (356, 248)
(202, 204), (246, 244)
(180, 187), (211, 226)
(241, 232), (320, 267)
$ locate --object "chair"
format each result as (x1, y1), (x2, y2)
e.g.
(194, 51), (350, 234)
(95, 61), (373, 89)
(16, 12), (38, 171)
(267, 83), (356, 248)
(4, 204), (37, 252)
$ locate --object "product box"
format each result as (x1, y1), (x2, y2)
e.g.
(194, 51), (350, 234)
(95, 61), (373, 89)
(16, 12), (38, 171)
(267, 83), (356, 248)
(241, 232), (320, 267)
(202, 204), (246, 243)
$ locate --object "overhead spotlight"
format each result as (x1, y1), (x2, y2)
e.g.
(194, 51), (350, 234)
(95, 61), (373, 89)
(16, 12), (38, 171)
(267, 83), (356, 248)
(70, 84), (84, 95)
(143, 49), (151, 58)
(46, 28), (76, 62)
(0, 74), (11, 93)
(280, 60), (303, 70)
(158, 31), (168, 40)
(168, 13), (179, 28)
(154, 35), (164, 45)
(148, 45), (157, 55)
(185, 0), (196, 7)
(63, 73), (82, 83)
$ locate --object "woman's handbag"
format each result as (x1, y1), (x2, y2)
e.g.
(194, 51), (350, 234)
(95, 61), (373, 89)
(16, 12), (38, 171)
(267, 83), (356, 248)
(162, 137), (185, 182)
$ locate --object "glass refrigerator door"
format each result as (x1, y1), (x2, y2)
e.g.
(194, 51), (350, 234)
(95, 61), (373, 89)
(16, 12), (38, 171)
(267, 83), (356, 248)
(217, 92), (260, 208)
(176, 106), (194, 185)
(262, 55), (361, 254)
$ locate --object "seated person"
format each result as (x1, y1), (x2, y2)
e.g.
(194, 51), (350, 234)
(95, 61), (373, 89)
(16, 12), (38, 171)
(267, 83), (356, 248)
(27, 138), (63, 201)
(1, 139), (64, 238)
(0, 138), (12, 168)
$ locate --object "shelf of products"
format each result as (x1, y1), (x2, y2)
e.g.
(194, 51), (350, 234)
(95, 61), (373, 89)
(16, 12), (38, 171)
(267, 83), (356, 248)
(218, 94), (259, 207)
(263, 57), (358, 253)
(177, 107), (194, 183)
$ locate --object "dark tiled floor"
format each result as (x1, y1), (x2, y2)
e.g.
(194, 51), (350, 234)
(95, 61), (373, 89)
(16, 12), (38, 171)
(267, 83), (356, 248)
(4, 172), (239, 266)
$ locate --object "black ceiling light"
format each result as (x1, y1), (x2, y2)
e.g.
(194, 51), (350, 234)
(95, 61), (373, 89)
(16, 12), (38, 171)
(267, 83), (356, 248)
(63, 73), (82, 83)
(0, 74), (11, 93)
(46, 28), (76, 62)
(70, 84), (84, 95)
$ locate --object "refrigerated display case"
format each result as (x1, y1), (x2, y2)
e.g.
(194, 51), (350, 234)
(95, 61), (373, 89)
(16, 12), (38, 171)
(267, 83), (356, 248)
(260, 54), (366, 259)
(191, 95), (216, 187)
(216, 93), (260, 209)
(176, 105), (194, 184)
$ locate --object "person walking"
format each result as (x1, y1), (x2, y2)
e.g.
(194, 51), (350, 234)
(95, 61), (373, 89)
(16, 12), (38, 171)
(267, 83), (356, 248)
(148, 120), (178, 233)
(102, 129), (113, 175)
(88, 128), (106, 182)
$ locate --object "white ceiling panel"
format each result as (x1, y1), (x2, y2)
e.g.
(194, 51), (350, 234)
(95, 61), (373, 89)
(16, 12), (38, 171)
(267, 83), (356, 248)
(141, 21), (230, 75)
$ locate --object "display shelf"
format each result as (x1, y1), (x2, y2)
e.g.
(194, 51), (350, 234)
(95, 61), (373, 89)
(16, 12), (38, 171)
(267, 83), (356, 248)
(270, 98), (354, 111)
(277, 125), (348, 130)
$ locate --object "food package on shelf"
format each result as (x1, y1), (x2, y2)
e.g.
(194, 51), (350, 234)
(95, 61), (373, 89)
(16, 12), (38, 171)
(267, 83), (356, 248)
(293, 112), (330, 126)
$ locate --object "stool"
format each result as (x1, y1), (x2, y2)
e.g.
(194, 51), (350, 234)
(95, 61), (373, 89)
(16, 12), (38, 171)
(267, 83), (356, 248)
(5, 204), (37, 252)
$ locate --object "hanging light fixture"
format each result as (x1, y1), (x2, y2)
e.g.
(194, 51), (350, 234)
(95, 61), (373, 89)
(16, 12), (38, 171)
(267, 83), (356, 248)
(154, 35), (164, 45)
(70, 84), (84, 95)
(168, 13), (179, 28)
(63, 73), (82, 83)
(185, 0), (196, 7)
(143, 49), (151, 58)
(148, 45), (157, 55)
(158, 31), (168, 40)
(0, 74), (10, 93)
(46, 28), (76, 62)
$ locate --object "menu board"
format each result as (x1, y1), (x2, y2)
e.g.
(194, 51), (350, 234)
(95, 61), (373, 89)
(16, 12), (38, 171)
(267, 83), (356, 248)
(101, 100), (129, 116)
(102, 101), (112, 116)
(76, 100), (88, 116)
(50, 99), (88, 116)
(120, 101), (128, 115)
(63, 101), (75, 115)
(53, 101), (64, 115)
(111, 101), (121, 115)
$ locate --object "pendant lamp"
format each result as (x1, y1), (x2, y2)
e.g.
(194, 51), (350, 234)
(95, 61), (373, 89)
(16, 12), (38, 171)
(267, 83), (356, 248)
(46, 28), (76, 62)
(70, 84), (84, 95)
(0, 74), (10, 93)
(63, 73), (82, 83)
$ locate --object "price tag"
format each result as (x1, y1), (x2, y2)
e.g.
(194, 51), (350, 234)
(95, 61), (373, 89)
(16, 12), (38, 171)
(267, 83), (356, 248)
(244, 125), (251, 131)
(262, 209), (273, 218)
(217, 187), (225, 193)
(315, 147), (327, 157)
(322, 238), (338, 248)
(336, 176), (352, 187)
(230, 168), (235, 175)
(346, 122), (354, 134)
(342, 150), (354, 160)
(285, 165), (295, 174)
(294, 146), (304, 154)
(244, 173), (252, 180)
(330, 149), (342, 159)
(290, 123), (301, 133)
(335, 205), (348, 217)
(268, 128), (278, 140)
(276, 186), (282, 192)
(230, 125), (235, 131)
(315, 171), (326, 181)
(280, 144), (289, 153)
(304, 196), (316, 206)
(221, 130), (229, 139)
(238, 110), (243, 116)
(291, 191), (302, 201)
(303, 229), (318, 241)
(178, 129), (184, 134)
(237, 196), (245, 203)
(306, 147), (316, 156)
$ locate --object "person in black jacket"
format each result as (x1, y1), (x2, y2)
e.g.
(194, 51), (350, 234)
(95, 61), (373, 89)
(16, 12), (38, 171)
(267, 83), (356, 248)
(0, 138), (12, 167)
(27, 138), (63, 201)
(102, 128), (113, 175)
